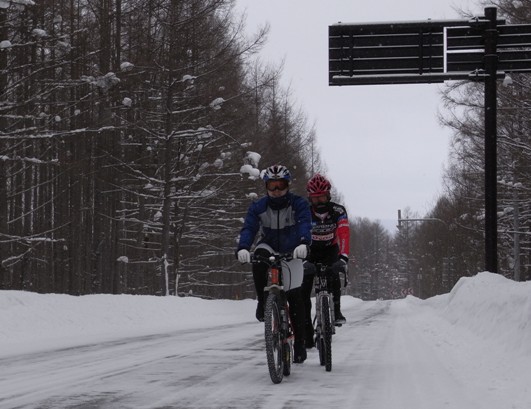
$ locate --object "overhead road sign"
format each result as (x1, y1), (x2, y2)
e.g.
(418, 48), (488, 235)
(329, 19), (476, 84)
(330, 17), (531, 86)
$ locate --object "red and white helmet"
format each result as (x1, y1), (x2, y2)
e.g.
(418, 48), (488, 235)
(306, 173), (331, 197)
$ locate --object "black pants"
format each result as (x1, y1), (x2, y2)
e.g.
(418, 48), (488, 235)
(252, 248), (306, 347)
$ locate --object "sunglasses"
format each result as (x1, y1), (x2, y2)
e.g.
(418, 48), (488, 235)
(266, 181), (288, 191)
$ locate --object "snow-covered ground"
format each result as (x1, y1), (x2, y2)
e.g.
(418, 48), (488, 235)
(0, 272), (530, 409)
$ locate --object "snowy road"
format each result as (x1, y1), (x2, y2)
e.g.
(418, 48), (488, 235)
(1, 296), (529, 409)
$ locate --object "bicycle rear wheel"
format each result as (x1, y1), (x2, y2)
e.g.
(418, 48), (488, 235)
(321, 296), (332, 372)
(264, 292), (284, 384)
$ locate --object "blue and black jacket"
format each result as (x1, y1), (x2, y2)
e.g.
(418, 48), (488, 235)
(237, 192), (312, 254)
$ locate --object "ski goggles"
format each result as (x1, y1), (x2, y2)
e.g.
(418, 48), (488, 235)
(266, 180), (289, 192)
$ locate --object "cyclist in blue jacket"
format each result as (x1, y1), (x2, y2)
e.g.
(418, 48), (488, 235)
(237, 164), (312, 363)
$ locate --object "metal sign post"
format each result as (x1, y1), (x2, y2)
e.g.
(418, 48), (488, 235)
(329, 7), (531, 273)
(483, 7), (498, 273)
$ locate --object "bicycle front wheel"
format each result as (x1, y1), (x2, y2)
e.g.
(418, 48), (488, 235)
(264, 292), (284, 384)
(321, 295), (333, 372)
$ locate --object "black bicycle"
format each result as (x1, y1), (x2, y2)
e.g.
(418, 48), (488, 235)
(252, 253), (295, 384)
(313, 262), (335, 372)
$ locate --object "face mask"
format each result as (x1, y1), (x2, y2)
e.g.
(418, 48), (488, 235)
(314, 202), (330, 214)
(268, 195), (289, 209)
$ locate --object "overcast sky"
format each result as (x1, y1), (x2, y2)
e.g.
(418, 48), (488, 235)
(234, 0), (482, 231)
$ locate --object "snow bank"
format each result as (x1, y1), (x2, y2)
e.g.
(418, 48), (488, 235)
(0, 272), (529, 358)
(0, 291), (253, 357)
(431, 272), (531, 355)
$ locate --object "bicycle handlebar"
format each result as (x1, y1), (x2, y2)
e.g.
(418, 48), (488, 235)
(313, 262), (349, 288)
(250, 252), (294, 265)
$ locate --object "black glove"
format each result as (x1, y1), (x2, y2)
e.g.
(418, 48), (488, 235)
(335, 256), (349, 287)
(339, 255), (349, 271)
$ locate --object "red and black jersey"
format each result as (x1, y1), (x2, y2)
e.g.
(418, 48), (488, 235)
(308, 201), (350, 265)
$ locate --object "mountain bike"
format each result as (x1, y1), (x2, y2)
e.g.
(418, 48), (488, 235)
(313, 262), (335, 372)
(252, 253), (295, 384)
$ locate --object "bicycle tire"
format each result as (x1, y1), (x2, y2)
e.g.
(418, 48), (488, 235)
(264, 292), (284, 384)
(316, 298), (325, 366)
(322, 296), (332, 372)
(318, 334), (325, 366)
(282, 341), (291, 376)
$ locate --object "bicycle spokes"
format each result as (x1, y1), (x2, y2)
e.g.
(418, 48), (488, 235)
(264, 292), (285, 384)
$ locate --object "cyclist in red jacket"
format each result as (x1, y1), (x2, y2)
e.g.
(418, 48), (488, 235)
(302, 173), (350, 348)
